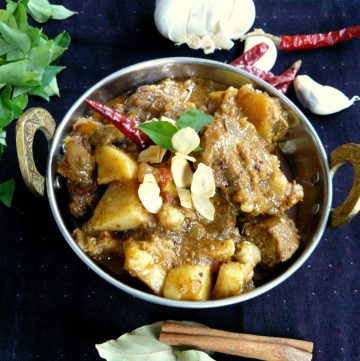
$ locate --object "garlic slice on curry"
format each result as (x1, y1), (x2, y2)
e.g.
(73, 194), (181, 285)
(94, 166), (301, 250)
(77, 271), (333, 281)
(138, 145), (167, 163)
(175, 152), (196, 162)
(160, 115), (178, 127)
(171, 127), (200, 155)
(191, 163), (216, 197)
(138, 175), (163, 213)
(191, 193), (215, 221)
(171, 155), (193, 188)
(176, 188), (193, 209)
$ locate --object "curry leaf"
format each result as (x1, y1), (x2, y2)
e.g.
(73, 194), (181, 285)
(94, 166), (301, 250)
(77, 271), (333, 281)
(0, 60), (37, 86)
(95, 322), (215, 361)
(27, 0), (51, 23)
(50, 4), (77, 20)
(177, 110), (213, 133)
(137, 121), (178, 151)
(0, 21), (31, 54)
(0, 178), (15, 207)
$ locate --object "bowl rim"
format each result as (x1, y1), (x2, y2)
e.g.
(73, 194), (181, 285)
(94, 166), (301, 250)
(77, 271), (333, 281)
(47, 57), (332, 308)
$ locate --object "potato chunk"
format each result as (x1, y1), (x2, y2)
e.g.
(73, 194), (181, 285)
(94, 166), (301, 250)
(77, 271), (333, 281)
(124, 241), (166, 294)
(95, 146), (138, 184)
(89, 181), (153, 231)
(163, 265), (211, 301)
(213, 262), (254, 299)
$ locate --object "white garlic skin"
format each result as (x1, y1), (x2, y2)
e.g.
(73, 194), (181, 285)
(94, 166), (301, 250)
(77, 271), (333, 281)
(154, 0), (256, 54)
(244, 35), (277, 71)
(294, 75), (360, 115)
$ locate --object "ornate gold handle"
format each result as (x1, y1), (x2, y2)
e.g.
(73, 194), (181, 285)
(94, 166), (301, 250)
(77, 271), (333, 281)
(330, 143), (360, 227)
(16, 108), (56, 197)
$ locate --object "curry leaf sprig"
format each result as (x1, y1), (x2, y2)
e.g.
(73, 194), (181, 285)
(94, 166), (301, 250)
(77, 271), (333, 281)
(137, 110), (213, 152)
(0, 0), (76, 207)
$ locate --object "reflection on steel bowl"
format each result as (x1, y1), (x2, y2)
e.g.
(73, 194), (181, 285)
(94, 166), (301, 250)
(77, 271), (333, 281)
(16, 58), (360, 308)
(56, 77), (304, 301)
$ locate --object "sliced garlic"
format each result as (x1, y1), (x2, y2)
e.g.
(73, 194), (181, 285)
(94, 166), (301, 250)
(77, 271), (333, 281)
(171, 155), (193, 188)
(175, 152), (196, 162)
(171, 127), (200, 155)
(191, 163), (215, 198)
(160, 115), (178, 127)
(176, 188), (193, 209)
(294, 75), (360, 115)
(143, 173), (157, 184)
(138, 145), (167, 163)
(191, 193), (215, 221)
(138, 181), (163, 214)
(244, 35), (277, 71)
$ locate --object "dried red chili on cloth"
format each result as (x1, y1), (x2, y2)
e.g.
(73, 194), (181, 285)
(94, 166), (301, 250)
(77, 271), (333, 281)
(230, 42), (269, 67)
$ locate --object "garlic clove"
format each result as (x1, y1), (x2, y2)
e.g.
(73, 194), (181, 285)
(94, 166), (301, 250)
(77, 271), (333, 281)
(171, 155), (193, 188)
(171, 127), (200, 155)
(244, 35), (277, 71)
(138, 145), (167, 164)
(175, 152), (196, 163)
(143, 173), (157, 184)
(176, 188), (193, 209)
(294, 75), (360, 115)
(138, 181), (163, 214)
(191, 163), (216, 198)
(191, 193), (215, 221)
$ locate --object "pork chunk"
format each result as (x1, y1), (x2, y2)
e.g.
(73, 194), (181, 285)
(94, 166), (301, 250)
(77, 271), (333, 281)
(241, 214), (300, 269)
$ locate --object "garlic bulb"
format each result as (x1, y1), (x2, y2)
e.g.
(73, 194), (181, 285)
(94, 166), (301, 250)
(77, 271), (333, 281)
(154, 0), (256, 54)
(244, 35), (277, 71)
(294, 75), (360, 115)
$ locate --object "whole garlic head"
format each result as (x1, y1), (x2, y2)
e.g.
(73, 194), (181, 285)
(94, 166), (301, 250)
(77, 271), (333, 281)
(154, 0), (256, 54)
(294, 75), (360, 115)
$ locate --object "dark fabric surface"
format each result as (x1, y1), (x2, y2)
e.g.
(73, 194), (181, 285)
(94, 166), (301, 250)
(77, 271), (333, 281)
(0, 0), (360, 360)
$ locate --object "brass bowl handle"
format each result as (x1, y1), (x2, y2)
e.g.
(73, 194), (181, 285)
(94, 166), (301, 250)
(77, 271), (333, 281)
(330, 143), (360, 227)
(16, 108), (56, 197)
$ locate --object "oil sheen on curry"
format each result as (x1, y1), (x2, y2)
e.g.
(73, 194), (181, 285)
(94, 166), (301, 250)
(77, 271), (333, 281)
(57, 77), (304, 301)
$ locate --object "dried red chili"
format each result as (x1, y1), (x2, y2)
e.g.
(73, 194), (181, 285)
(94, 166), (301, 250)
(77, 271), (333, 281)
(230, 42), (269, 67)
(232, 63), (275, 81)
(268, 60), (302, 93)
(84, 99), (151, 149)
(246, 26), (360, 50)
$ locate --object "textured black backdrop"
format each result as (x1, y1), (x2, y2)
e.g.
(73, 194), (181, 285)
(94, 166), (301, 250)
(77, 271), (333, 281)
(0, 1), (360, 360)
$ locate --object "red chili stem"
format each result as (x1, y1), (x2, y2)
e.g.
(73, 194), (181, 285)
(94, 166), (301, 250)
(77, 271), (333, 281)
(230, 42), (269, 66)
(84, 99), (152, 149)
(278, 25), (360, 50)
(232, 63), (275, 81)
(269, 60), (302, 93)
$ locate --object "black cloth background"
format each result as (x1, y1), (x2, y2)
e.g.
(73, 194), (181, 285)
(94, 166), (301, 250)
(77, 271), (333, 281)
(0, 1), (360, 360)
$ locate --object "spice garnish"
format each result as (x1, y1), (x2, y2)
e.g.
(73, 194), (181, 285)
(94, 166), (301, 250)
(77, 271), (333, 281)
(230, 42), (269, 67)
(84, 99), (152, 149)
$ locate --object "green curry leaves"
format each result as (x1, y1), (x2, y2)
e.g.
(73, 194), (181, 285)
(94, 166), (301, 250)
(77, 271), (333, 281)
(137, 110), (213, 152)
(96, 321), (216, 361)
(0, 0), (75, 207)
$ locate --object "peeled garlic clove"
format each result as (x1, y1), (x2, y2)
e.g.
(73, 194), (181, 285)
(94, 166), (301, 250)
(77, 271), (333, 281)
(191, 163), (216, 197)
(138, 145), (167, 163)
(177, 188), (193, 209)
(244, 35), (277, 71)
(171, 155), (193, 188)
(143, 173), (157, 184)
(175, 152), (196, 162)
(171, 127), (200, 155)
(191, 193), (215, 221)
(138, 182), (163, 214)
(294, 75), (360, 115)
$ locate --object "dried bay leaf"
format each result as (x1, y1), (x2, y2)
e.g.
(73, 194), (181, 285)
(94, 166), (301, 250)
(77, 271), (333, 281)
(96, 321), (216, 361)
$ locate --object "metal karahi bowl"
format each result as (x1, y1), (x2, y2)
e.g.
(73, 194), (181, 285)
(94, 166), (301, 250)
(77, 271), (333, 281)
(16, 57), (360, 308)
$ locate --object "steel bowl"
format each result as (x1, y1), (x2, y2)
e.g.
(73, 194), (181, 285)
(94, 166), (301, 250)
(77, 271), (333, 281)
(16, 57), (360, 308)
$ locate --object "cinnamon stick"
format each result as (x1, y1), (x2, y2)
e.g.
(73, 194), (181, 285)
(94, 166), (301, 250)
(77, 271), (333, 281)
(160, 321), (313, 361)
(162, 321), (313, 353)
